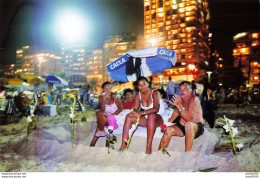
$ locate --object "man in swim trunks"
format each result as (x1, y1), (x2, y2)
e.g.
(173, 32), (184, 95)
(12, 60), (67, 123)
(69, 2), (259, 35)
(158, 81), (204, 152)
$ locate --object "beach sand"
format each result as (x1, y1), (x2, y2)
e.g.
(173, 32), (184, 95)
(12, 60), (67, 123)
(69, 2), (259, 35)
(0, 104), (259, 172)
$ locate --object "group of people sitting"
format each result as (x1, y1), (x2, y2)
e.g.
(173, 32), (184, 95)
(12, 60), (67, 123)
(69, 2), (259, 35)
(14, 85), (60, 117)
(90, 76), (204, 154)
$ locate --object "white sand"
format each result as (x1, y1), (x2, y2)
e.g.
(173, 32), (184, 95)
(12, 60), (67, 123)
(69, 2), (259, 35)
(0, 109), (260, 172)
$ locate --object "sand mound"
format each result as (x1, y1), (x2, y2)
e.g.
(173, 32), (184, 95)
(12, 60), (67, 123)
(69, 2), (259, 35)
(1, 110), (259, 172)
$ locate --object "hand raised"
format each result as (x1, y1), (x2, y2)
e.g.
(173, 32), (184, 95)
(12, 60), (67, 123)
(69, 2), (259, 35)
(171, 94), (181, 106)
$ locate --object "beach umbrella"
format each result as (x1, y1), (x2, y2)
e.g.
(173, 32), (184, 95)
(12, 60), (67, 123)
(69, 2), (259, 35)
(7, 78), (23, 85)
(41, 74), (68, 87)
(20, 75), (45, 85)
(106, 47), (177, 83)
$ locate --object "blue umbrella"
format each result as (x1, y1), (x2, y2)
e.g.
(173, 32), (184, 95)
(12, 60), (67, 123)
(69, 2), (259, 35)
(41, 74), (68, 87)
(106, 47), (177, 82)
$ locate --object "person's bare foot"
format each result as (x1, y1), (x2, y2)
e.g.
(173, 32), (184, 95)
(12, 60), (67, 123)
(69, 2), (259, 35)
(95, 130), (106, 137)
(119, 145), (127, 152)
(146, 147), (152, 154)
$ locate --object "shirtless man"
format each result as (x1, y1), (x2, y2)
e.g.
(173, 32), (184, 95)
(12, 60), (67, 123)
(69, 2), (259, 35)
(158, 81), (204, 152)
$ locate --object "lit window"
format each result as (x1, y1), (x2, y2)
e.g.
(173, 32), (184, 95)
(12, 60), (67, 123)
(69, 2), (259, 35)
(172, 0), (177, 4)
(186, 27), (196, 32)
(186, 11), (195, 16)
(158, 8), (163, 12)
(180, 13), (185, 18)
(240, 48), (249, 55)
(180, 23), (186, 27)
(16, 50), (23, 54)
(252, 33), (259, 39)
(179, 3), (184, 7)
(253, 76), (259, 80)
(173, 40), (179, 44)
(186, 17), (195, 21)
(172, 15), (177, 19)
(172, 5), (178, 9)
(181, 49), (186, 53)
(166, 26), (171, 30)
(171, 29), (179, 34)
(179, 8), (185, 13)
(179, 33), (186, 38)
(144, 1), (150, 6)
(158, 12), (164, 17)
(145, 26), (151, 29)
(251, 41), (259, 46)
(158, 22), (163, 27)
(186, 6), (196, 11)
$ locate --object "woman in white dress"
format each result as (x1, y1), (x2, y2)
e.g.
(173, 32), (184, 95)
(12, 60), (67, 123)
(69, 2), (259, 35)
(90, 81), (124, 146)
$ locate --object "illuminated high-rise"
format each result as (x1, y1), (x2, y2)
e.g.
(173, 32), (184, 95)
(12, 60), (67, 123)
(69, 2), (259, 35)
(61, 43), (87, 87)
(144, 0), (211, 82)
(15, 46), (62, 76)
(233, 30), (260, 88)
(85, 49), (103, 88)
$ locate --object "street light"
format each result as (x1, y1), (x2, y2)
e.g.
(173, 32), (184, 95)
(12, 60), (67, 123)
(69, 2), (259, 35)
(149, 38), (158, 47)
(38, 57), (43, 75)
(207, 71), (212, 83)
(158, 75), (163, 83)
(53, 9), (88, 43)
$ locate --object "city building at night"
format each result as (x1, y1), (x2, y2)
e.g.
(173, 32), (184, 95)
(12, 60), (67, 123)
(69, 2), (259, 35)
(61, 43), (87, 87)
(85, 49), (103, 88)
(15, 46), (62, 76)
(233, 30), (260, 88)
(0, 64), (15, 76)
(143, 0), (211, 86)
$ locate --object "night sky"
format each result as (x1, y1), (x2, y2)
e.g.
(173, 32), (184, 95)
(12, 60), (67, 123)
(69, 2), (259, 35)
(0, 0), (259, 66)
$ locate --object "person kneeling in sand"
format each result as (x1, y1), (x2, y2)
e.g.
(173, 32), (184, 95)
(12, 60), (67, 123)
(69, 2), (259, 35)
(90, 81), (123, 146)
(119, 77), (163, 154)
(158, 81), (204, 152)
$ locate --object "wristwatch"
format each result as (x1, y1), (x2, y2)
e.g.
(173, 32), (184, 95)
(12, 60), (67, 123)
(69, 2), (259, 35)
(179, 107), (185, 114)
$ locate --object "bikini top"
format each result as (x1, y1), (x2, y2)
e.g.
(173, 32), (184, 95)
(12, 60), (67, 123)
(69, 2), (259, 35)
(139, 90), (154, 111)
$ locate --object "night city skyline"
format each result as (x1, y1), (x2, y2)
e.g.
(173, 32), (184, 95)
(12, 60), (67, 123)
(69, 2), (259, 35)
(0, 0), (259, 65)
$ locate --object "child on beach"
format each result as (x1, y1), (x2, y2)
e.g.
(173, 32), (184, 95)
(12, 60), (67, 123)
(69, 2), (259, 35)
(121, 88), (134, 110)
